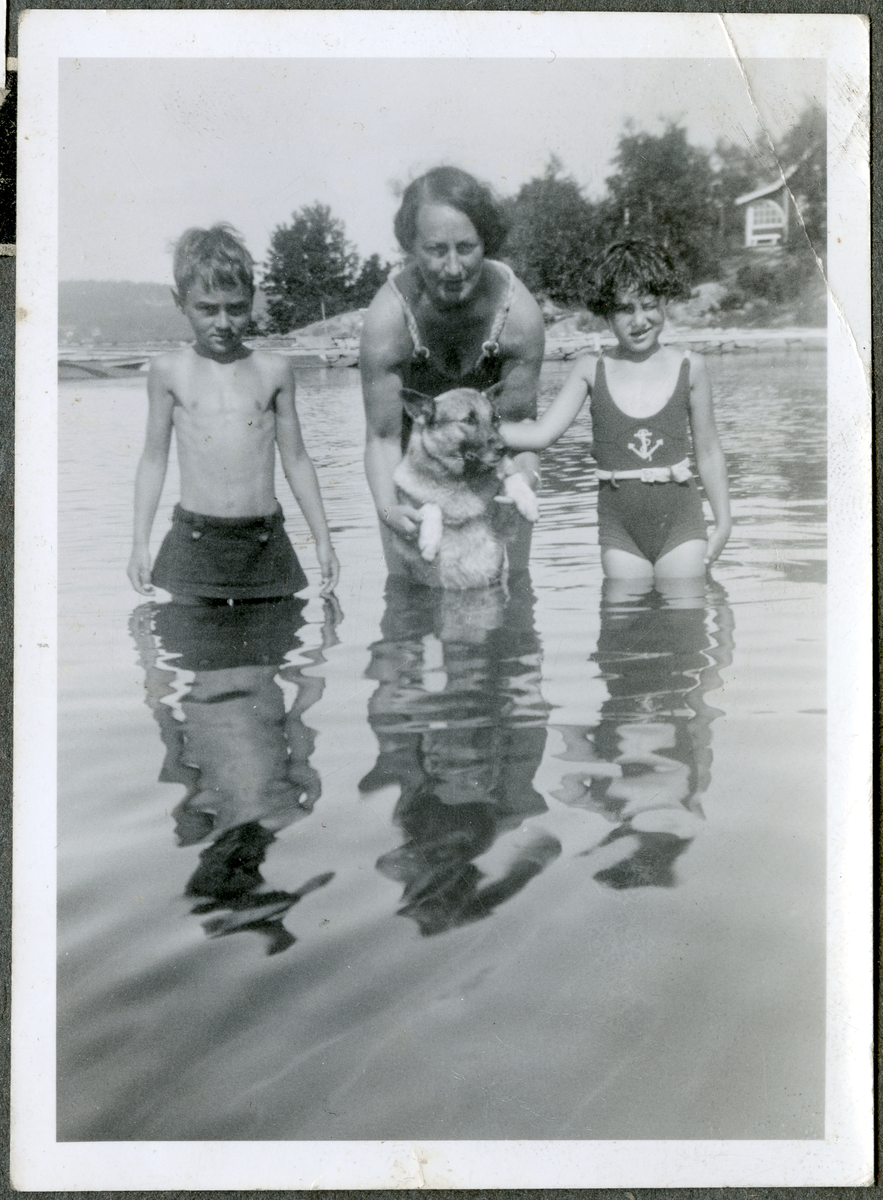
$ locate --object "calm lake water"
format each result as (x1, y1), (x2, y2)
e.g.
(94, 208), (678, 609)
(57, 350), (826, 1141)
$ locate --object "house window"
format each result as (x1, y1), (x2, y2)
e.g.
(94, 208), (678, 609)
(747, 198), (786, 247)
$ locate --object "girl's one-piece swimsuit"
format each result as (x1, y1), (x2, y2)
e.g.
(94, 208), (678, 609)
(591, 355), (707, 564)
(387, 261), (520, 450)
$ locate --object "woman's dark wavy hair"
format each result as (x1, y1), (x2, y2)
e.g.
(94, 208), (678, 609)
(583, 239), (690, 317)
(394, 167), (509, 257)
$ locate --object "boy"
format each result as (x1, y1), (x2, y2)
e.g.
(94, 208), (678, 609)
(127, 225), (339, 602)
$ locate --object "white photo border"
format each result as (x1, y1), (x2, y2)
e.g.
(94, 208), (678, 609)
(13, 10), (872, 1189)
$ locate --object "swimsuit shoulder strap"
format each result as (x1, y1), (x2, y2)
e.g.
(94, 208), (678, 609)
(593, 353), (609, 397)
(479, 261), (516, 360)
(676, 352), (691, 395)
(387, 272), (430, 360)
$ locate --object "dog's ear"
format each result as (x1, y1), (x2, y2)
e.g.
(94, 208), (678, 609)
(401, 389), (435, 425)
(483, 381), (507, 415)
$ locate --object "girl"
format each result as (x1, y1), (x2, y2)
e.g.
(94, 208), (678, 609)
(500, 240), (731, 581)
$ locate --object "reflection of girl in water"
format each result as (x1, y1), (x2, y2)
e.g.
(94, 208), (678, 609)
(551, 578), (734, 888)
(361, 575), (560, 936)
(130, 596), (340, 953)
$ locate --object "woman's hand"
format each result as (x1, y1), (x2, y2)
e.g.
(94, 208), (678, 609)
(380, 503), (422, 538)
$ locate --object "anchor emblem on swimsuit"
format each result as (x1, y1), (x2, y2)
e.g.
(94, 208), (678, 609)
(628, 428), (664, 462)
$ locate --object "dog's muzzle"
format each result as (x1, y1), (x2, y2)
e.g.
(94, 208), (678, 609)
(464, 437), (505, 470)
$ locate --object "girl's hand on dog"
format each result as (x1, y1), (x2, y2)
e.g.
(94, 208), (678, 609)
(381, 503), (422, 538)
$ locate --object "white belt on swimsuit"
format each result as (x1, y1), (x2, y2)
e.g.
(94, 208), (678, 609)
(596, 458), (692, 487)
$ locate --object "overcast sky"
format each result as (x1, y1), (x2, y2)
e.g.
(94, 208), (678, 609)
(59, 56), (824, 283)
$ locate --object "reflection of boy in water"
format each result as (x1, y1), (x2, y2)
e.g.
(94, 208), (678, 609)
(130, 596), (340, 953)
(361, 574), (560, 936)
(551, 578), (734, 889)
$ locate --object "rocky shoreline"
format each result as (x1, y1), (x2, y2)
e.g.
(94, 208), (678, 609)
(58, 324), (827, 381)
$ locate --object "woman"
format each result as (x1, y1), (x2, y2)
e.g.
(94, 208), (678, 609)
(361, 166), (545, 571)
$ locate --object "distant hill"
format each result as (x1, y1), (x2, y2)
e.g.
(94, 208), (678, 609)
(58, 281), (269, 345)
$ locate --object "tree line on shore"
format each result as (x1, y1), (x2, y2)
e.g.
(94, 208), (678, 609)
(258, 101), (825, 335)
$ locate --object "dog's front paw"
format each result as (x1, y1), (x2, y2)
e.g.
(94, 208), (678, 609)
(502, 473), (540, 523)
(417, 503), (444, 562)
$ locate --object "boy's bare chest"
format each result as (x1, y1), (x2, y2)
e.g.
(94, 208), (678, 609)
(172, 360), (275, 423)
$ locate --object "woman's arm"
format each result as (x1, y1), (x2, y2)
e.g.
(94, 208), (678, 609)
(360, 289), (423, 537)
(499, 356), (595, 451)
(493, 277), (546, 422)
(275, 360), (340, 594)
(127, 358), (175, 594)
(687, 352), (732, 564)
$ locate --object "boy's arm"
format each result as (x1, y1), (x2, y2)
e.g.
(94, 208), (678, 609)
(499, 356), (595, 451)
(688, 352), (732, 565)
(360, 288), (422, 537)
(274, 359), (339, 594)
(127, 359), (175, 594)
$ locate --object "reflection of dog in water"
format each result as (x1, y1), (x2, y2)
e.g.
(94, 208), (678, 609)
(392, 387), (538, 589)
(375, 786), (560, 937)
(361, 574), (559, 935)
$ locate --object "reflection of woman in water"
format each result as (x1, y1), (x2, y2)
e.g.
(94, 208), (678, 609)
(130, 596), (340, 953)
(360, 575), (559, 936)
(551, 578), (734, 888)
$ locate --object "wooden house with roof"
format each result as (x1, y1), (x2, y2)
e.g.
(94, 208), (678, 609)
(734, 165), (799, 249)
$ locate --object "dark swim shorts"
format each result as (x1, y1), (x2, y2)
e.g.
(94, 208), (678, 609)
(151, 504), (308, 599)
(597, 478), (707, 564)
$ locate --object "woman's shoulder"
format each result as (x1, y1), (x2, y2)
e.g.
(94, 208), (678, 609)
(495, 262), (538, 313)
(494, 263), (544, 350)
(360, 274), (416, 364)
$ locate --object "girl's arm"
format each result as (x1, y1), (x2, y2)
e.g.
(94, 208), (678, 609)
(499, 356), (595, 451)
(687, 352), (732, 565)
(127, 358), (175, 594)
(275, 361), (340, 594)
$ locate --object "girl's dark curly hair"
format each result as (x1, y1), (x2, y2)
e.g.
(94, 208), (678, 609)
(394, 167), (509, 258)
(583, 239), (690, 317)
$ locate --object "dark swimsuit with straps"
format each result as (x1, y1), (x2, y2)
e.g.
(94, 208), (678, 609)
(387, 261), (519, 451)
(591, 355), (707, 564)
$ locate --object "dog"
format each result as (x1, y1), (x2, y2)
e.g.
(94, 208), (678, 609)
(390, 387), (539, 590)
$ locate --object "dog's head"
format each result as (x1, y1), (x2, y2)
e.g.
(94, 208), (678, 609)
(402, 386), (504, 477)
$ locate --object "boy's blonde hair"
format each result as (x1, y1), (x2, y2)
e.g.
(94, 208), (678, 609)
(172, 223), (255, 301)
